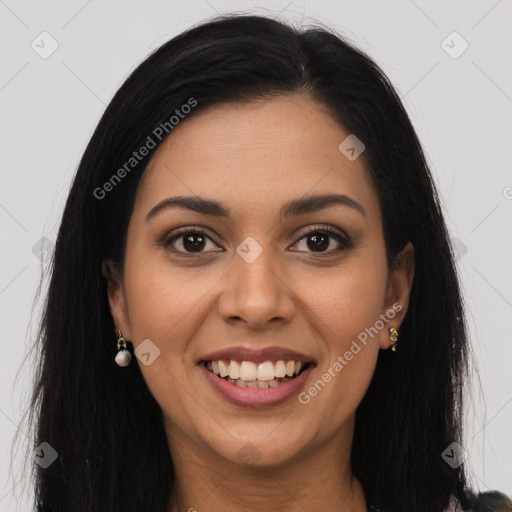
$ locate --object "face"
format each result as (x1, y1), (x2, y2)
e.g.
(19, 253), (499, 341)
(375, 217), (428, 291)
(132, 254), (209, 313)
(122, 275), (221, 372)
(105, 93), (414, 470)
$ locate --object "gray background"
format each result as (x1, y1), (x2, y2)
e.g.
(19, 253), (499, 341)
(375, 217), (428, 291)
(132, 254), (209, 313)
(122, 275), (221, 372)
(1, 0), (511, 509)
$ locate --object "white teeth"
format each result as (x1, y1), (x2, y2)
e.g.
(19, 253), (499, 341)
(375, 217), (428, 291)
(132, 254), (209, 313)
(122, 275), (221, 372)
(228, 360), (240, 379)
(206, 358), (309, 387)
(218, 360), (230, 378)
(257, 361), (275, 381)
(274, 360), (287, 378)
(239, 361), (258, 381)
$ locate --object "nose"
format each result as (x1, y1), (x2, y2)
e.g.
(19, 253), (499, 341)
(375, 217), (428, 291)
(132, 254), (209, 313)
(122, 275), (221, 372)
(217, 246), (296, 330)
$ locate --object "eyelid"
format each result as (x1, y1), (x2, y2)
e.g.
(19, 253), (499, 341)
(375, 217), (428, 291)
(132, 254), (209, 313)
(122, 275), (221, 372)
(165, 225), (219, 241)
(294, 224), (349, 241)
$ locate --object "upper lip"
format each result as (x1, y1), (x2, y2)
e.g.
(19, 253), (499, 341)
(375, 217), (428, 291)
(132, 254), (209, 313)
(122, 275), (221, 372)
(199, 346), (316, 365)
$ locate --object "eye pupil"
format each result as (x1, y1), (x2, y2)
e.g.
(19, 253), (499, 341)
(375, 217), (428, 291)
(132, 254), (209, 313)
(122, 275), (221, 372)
(183, 233), (206, 252)
(307, 233), (329, 252)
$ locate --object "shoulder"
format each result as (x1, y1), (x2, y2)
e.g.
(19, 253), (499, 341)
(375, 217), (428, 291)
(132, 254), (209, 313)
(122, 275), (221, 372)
(469, 491), (512, 512)
(448, 491), (512, 512)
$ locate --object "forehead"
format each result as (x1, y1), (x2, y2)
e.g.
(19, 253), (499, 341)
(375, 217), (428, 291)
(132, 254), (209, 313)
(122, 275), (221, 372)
(133, 94), (379, 226)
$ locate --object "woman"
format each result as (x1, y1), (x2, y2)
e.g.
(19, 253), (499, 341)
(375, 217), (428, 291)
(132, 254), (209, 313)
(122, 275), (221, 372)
(19, 13), (510, 512)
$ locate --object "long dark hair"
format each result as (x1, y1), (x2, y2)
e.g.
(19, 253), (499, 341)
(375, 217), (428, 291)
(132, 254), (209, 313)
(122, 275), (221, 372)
(13, 13), (483, 511)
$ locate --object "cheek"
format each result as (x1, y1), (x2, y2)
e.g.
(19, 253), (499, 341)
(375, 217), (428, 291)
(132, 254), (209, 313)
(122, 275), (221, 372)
(122, 248), (213, 347)
(298, 259), (386, 345)
(120, 259), (212, 421)
(298, 347), (377, 445)
(293, 262), (385, 416)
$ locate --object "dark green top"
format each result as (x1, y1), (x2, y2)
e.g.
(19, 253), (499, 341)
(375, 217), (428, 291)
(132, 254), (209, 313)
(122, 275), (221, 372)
(368, 491), (512, 512)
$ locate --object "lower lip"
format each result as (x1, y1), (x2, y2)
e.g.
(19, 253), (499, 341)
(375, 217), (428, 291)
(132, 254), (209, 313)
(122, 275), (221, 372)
(199, 363), (315, 408)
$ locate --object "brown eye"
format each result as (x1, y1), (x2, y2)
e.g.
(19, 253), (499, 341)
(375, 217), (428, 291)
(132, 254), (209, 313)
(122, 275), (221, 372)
(163, 229), (221, 257)
(290, 226), (353, 254)
(177, 232), (207, 252)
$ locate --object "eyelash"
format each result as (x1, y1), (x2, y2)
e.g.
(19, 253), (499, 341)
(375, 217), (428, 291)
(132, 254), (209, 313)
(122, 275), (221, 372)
(161, 225), (354, 258)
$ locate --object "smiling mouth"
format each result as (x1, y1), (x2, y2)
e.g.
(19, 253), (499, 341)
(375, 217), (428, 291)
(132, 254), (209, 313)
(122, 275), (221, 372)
(202, 359), (315, 389)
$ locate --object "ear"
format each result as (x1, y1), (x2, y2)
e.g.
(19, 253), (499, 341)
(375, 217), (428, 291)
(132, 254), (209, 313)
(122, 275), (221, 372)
(101, 258), (132, 340)
(379, 241), (415, 350)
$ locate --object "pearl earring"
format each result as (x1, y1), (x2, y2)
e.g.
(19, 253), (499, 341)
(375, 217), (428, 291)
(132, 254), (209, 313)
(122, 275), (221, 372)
(115, 329), (131, 366)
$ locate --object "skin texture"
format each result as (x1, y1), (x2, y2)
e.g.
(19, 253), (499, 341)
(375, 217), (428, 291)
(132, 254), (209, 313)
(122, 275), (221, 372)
(105, 93), (415, 512)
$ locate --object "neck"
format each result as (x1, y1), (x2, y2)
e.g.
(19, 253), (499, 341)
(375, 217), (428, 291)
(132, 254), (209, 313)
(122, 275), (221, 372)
(165, 416), (368, 512)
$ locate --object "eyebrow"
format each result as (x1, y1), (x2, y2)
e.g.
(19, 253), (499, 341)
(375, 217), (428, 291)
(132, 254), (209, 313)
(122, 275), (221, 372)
(145, 193), (367, 222)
